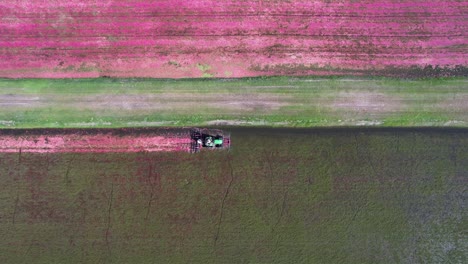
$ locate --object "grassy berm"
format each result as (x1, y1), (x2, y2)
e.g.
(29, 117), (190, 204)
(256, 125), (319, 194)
(0, 127), (466, 263)
(1, 77), (466, 128)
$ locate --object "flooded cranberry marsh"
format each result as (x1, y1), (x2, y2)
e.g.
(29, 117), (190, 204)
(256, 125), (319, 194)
(0, 128), (193, 153)
(0, 127), (466, 263)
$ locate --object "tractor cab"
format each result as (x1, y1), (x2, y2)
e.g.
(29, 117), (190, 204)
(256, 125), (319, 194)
(202, 135), (224, 148)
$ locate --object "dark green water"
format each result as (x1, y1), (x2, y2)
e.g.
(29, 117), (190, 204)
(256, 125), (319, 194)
(0, 128), (466, 263)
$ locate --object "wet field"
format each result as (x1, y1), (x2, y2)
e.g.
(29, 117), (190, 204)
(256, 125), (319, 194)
(0, 127), (466, 263)
(0, 128), (192, 153)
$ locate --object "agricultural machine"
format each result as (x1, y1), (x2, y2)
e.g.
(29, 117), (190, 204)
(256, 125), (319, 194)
(190, 128), (230, 153)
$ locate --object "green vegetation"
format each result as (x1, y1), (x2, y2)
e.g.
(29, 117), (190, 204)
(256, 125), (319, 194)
(0, 128), (466, 263)
(0, 77), (466, 128)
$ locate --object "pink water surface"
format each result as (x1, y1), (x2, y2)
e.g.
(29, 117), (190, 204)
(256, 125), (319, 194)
(0, 0), (466, 78)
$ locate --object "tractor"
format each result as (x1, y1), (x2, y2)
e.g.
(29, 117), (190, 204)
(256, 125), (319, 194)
(190, 128), (230, 153)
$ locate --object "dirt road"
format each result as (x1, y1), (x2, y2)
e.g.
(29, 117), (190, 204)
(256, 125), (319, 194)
(0, 78), (466, 128)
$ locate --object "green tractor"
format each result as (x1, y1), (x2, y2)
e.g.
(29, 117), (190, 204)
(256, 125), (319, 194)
(190, 128), (230, 153)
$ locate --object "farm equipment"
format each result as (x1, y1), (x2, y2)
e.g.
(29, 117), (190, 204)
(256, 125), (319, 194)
(190, 128), (230, 153)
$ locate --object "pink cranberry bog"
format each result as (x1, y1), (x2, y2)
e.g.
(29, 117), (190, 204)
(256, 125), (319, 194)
(0, 1), (465, 78)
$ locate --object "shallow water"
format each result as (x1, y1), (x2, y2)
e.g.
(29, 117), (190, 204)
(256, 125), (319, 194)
(0, 127), (466, 263)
